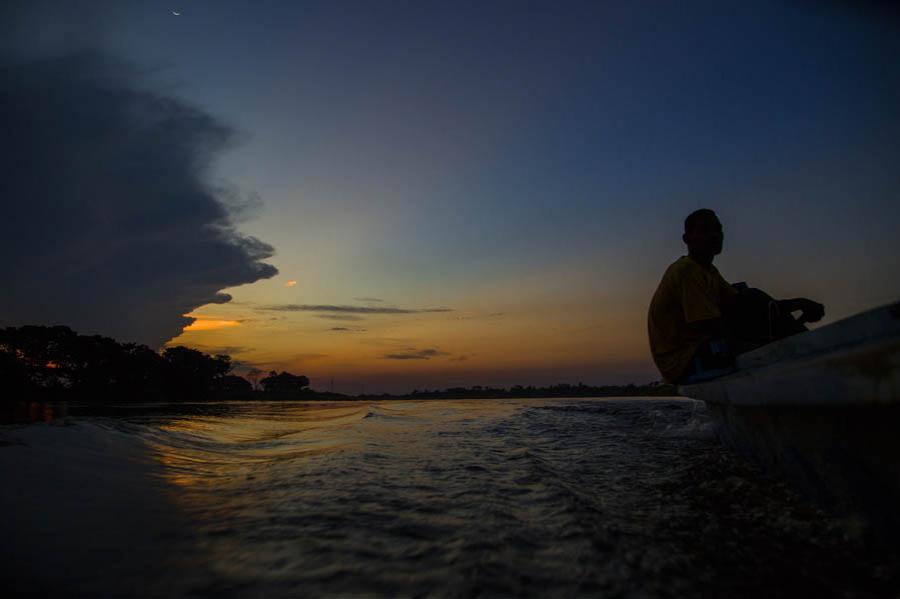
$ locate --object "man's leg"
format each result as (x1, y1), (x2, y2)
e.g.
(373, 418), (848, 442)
(725, 286), (807, 355)
(678, 340), (735, 383)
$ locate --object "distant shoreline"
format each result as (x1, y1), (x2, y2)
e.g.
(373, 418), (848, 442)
(19, 383), (679, 404)
(2, 324), (678, 406)
(335, 382), (680, 401)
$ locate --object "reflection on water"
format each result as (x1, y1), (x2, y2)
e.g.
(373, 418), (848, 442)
(2, 398), (898, 597)
(0, 401), (67, 425)
(148, 403), (367, 488)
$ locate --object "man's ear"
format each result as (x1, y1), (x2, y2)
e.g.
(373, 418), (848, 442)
(682, 232), (689, 246)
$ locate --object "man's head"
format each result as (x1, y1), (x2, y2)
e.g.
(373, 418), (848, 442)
(683, 208), (723, 259)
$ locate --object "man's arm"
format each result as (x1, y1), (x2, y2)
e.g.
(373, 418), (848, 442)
(777, 298), (825, 324)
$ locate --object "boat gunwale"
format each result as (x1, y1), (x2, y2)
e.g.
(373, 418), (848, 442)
(679, 335), (900, 407)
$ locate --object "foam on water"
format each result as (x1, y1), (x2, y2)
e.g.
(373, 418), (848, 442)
(1, 398), (897, 597)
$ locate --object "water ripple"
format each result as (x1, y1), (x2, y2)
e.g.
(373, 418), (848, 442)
(2, 398), (898, 597)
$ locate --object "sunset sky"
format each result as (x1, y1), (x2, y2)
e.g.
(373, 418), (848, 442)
(3, 1), (899, 393)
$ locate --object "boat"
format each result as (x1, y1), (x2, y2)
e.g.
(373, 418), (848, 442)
(678, 300), (900, 535)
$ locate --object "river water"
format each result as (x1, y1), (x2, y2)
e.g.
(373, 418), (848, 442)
(1, 398), (897, 597)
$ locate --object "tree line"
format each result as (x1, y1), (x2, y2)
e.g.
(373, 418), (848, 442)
(358, 381), (678, 400)
(1, 325), (677, 403)
(0, 325), (310, 401)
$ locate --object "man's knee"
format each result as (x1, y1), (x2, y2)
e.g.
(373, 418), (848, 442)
(725, 287), (778, 351)
(734, 287), (774, 308)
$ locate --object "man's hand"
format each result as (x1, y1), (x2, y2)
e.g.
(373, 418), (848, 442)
(782, 298), (824, 324)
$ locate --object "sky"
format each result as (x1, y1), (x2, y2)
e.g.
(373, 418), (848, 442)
(3, 1), (899, 393)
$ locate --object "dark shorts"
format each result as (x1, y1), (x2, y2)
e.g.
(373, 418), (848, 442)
(679, 286), (807, 384)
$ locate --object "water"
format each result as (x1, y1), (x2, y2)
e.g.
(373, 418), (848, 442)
(1, 398), (897, 597)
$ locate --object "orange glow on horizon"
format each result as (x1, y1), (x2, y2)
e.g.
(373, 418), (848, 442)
(183, 318), (242, 331)
(168, 290), (658, 392)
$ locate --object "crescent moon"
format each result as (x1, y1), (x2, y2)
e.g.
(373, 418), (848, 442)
(172, 11), (181, 16)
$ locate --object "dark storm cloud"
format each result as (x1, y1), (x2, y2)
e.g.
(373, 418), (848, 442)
(0, 51), (278, 347)
(383, 348), (449, 360)
(258, 304), (452, 314)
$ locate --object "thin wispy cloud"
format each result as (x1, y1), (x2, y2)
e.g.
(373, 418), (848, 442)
(357, 336), (417, 348)
(182, 345), (252, 356)
(383, 348), (450, 360)
(315, 314), (364, 322)
(258, 304), (452, 315)
(242, 353), (328, 370)
(354, 297), (383, 303)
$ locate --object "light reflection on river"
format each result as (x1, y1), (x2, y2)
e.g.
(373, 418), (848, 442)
(1, 398), (897, 597)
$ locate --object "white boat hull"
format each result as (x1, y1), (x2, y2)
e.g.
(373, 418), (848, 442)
(679, 301), (900, 536)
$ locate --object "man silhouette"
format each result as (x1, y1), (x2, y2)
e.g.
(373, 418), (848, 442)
(648, 209), (824, 383)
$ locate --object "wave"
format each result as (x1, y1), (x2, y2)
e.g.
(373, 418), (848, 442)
(2, 398), (884, 598)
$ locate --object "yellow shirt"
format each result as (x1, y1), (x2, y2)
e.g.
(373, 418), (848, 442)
(647, 256), (737, 383)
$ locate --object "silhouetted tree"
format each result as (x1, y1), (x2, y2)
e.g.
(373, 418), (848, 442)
(0, 343), (32, 397)
(0, 325), (76, 391)
(212, 374), (253, 396)
(245, 367), (264, 391)
(162, 346), (232, 396)
(260, 371), (310, 395)
(0, 325), (244, 401)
